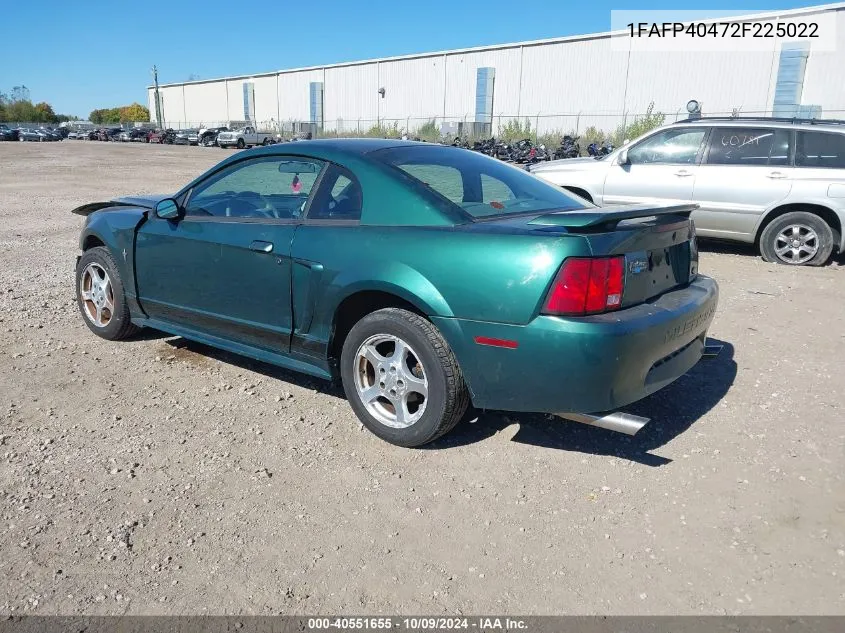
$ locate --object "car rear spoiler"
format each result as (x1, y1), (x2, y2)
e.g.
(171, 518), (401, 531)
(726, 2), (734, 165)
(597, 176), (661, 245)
(527, 203), (698, 231)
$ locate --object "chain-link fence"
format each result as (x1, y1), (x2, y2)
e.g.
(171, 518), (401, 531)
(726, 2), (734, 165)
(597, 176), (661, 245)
(151, 107), (845, 147)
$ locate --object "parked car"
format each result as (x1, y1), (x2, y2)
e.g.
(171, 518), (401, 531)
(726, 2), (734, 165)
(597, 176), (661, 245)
(18, 128), (49, 142)
(131, 128), (152, 142)
(38, 127), (61, 141)
(198, 126), (228, 146)
(67, 130), (80, 140)
(148, 128), (176, 144)
(71, 139), (719, 447)
(529, 116), (845, 266)
(173, 129), (199, 145)
(216, 126), (274, 148)
(0, 124), (19, 141)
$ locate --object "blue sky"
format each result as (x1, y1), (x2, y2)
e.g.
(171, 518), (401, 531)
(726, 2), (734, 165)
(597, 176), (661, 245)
(0, 0), (826, 117)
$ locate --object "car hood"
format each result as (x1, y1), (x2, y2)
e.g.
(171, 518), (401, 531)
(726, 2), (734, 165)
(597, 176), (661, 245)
(529, 156), (608, 172)
(71, 194), (169, 216)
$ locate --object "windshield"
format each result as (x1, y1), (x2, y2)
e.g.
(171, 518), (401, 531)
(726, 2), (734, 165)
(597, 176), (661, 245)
(371, 144), (586, 219)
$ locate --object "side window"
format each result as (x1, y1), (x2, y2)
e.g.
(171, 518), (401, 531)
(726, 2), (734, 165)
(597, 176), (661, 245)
(706, 128), (783, 166)
(768, 129), (792, 166)
(397, 164), (464, 204)
(796, 131), (845, 169)
(307, 164), (363, 221)
(627, 128), (707, 165)
(481, 173), (515, 204)
(184, 156), (324, 219)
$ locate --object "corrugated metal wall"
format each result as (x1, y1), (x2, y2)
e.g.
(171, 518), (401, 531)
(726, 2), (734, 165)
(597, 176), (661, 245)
(323, 64), (379, 131)
(378, 56), (445, 122)
(181, 81), (228, 121)
(147, 6), (845, 132)
(278, 69), (324, 123)
(801, 9), (845, 108)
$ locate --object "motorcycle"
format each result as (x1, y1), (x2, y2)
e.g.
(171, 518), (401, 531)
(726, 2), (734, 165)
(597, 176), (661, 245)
(587, 140), (614, 157)
(553, 135), (580, 159)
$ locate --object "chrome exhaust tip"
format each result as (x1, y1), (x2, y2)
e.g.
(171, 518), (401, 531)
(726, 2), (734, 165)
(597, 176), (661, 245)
(556, 411), (650, 436)
(702, 343), (724, 358)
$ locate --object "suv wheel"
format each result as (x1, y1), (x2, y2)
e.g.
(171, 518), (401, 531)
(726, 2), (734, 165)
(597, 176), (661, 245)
(759, 211), (834, 266)
(340, 308), (469, 447)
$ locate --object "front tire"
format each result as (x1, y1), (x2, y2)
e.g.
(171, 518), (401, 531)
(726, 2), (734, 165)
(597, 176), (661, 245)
(759, 211), (834, 266)
(76, 247), (140, 340)
(340, 308), (469, 447)
(236, 138), (245, 149)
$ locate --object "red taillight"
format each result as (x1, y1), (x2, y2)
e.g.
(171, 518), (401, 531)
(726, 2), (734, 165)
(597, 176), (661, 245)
(542, 256), (625, 316)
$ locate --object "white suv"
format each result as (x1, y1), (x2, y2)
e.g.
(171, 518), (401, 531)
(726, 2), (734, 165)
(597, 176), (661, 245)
(529, 118), (845, 266)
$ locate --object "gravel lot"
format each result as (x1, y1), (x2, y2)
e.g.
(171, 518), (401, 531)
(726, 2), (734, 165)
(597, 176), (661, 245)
(0, 141), (843, 616)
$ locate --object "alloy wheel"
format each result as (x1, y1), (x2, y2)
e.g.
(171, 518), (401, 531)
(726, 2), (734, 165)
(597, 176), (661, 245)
(353, 334), (429, 428)
(774, 224), (818, 265)
(80, 263), (114, 327)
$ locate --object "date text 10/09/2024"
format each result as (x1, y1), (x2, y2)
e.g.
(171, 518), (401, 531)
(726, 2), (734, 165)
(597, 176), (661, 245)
(627, 21), (819, 38)
(307, 618), (528, 630)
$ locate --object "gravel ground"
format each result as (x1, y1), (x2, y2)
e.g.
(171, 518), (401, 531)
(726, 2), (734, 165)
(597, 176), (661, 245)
(0, 141), (843, 616)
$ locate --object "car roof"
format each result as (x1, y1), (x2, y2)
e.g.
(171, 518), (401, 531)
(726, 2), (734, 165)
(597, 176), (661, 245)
(250, 137), (423, 157)
(673, 118), (845, 133)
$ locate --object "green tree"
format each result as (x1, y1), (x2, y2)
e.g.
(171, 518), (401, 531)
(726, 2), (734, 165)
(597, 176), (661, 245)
(6, 100), (37, 122)
(610, 102), (666, 146)
(34, 102), (57, 122)
(119, 102), (150, 122)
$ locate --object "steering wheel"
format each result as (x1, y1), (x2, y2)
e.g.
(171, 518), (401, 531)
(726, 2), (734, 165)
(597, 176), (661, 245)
(235, 191), (278, 218)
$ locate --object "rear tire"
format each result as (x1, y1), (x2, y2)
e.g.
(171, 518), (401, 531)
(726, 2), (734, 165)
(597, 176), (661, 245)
(340, 308), (469, 447)
(759, 211), (834, 266)
(76, 247), (140, 340)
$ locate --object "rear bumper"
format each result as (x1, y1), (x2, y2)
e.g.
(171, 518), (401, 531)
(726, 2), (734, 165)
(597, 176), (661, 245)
(432, 275), (719, 414)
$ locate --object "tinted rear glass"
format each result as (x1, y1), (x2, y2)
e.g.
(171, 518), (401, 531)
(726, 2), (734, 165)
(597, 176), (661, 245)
(706, 127), (791, 166)
(370, 145), (585, 219)
(796, 131), (845, 169)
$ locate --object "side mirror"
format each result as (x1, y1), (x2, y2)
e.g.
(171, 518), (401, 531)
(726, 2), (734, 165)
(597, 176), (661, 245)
(155, 198), (180, 220)
(618, 149), (630, 165)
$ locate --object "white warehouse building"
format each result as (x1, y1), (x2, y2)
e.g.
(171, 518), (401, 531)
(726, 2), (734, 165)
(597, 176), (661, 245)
(147, 3), (845, 136)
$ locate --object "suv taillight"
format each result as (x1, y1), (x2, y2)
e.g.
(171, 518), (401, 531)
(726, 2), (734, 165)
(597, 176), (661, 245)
(542, 257), (625, 316)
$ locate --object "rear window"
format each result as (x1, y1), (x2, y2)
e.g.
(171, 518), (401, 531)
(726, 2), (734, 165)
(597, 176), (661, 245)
(796, 131), (845, 169)
(370, 145), (584, 219)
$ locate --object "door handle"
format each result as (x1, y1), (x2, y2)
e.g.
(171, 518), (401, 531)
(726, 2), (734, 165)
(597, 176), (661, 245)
(249, 240), (274, 253)
(767, 171), (787, 179)
(674, 169), (693, 177)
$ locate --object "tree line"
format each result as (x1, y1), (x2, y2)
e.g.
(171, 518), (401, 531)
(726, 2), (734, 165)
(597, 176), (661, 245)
(0, 96), (77, 124)
(89, 103), (150, 124)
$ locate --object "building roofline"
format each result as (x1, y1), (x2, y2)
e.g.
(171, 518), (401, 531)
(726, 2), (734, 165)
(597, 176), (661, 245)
(148, 2), (845, 89)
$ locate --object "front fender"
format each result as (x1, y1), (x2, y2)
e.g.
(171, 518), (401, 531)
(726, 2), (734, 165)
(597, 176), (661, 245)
(77, 207), (148, 315)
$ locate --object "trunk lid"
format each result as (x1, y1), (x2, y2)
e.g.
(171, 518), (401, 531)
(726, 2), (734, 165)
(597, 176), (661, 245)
(470, 203), (699, 308)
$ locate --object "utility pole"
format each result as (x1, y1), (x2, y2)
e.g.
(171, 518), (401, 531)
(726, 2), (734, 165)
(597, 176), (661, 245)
(152, 65), (163, 127)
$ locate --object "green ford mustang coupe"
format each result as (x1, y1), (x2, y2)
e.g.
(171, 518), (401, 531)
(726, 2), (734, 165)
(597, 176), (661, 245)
(73, 139), (719, 447)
